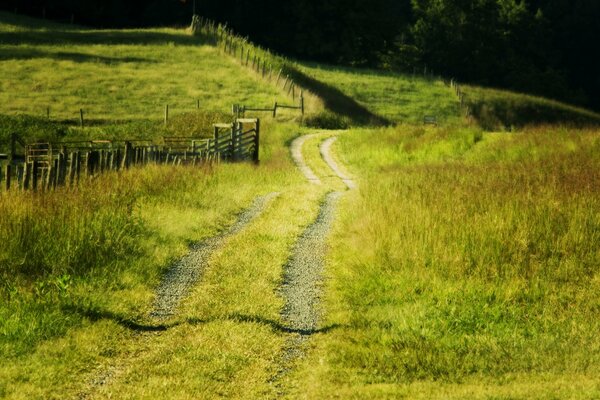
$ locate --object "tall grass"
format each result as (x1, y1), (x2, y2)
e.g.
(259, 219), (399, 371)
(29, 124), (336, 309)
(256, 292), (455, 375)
(289, 126), (600, 398)
(463, 85), (600, 130)
(0, 121), (299, 360)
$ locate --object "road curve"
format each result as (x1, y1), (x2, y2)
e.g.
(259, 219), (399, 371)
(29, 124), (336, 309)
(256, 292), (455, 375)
(320, 136), (356, 190)
(290, 134), (322, 185)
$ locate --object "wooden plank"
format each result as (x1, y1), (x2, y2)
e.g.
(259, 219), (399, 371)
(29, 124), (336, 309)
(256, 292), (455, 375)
(237, 118), (258, 124)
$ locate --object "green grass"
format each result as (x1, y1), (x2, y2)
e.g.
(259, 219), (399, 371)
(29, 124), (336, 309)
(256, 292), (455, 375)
(286, 126), (600, 398)
(463, 85), (600, 130)
(0, 121), (316, 398)
(3, 10), (600, 400)
(0, 11), (289, 130)
(296, 62), (462, 125)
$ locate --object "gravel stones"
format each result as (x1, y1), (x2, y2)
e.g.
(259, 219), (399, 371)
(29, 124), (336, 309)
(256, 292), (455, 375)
(280, 191), (341, 333)
(150, 192), (278, 320)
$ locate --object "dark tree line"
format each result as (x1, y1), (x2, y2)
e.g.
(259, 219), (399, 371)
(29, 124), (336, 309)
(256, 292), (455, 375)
(2, 0), (599, 111)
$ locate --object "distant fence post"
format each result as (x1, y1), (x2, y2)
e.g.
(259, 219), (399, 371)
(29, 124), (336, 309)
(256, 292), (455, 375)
(5, 164), (11, 191)
(273, 102), (278, 118)
(254, 118), (260, 163)
(79, 109), (84, 127)
(300, 92), (304, 115)
(164, 105), (169, 126)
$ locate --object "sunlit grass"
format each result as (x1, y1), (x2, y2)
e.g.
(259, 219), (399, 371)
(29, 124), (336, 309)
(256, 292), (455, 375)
(286, 125), (600, 398)
(0, 122), (307, 398)
(463, 85), (600, 130)
(296, 62), (462, 125)
(0, 11), (286, 125)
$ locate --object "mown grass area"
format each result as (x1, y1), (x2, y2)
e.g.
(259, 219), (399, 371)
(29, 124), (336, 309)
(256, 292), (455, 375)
(288, 126), (600, 398)
(463, 85), (600, 130)
(296, 62), (462, 126)
(0, 121), (311, 398)
(0, 11), (292, 135)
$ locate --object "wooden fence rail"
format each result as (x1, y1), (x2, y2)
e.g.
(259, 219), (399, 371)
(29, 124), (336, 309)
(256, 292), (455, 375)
(0, 118), (260, 192)
(233, 95), (304, 118)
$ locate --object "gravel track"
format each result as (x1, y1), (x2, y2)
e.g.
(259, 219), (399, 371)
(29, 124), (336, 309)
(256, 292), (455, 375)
(273, 191), (341, 390)
(150, 192), (279, 320)
(290, 134), (322, 185)
(320, 136), (357, 190)
(280, 191), (341, 332)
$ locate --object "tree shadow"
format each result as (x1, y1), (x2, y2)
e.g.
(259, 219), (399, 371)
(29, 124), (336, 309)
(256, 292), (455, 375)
(186, 313), (342, 336)
(62, 304), (173, 332)
(284, 65), (390, 127)
(0, 47), (155, 64)
(0, 29), (207, 47)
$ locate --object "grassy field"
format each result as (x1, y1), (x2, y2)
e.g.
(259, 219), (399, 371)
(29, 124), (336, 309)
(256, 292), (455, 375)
(296, 62), (462, 125)
(0, 11), (300, 142)
(2, 10), (600, 400)
(0, 120), (321, 399)
(287, 126), (600, 398)
(463, 85), (600, 130)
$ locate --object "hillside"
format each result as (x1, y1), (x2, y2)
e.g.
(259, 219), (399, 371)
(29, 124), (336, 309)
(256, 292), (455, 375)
(1, 11), (600, 400)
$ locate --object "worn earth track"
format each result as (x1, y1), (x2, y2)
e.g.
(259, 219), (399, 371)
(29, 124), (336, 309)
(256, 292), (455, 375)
(78, 192), (277, 399)
(151, 192), (279, 320)
(320, 136), (356, 190)
(273, 132), (354, 393)
(290, 134), (322, 185)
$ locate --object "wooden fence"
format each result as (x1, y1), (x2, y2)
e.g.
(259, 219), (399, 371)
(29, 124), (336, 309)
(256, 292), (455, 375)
(233, 96), (304, 118)
(191, 15), (306, 107)
(0, 118), (260, 192)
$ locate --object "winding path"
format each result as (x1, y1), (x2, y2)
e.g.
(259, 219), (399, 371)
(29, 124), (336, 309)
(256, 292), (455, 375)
(320, 136), (357, 190)
(151, 192), (279, 320)
(290, 134), (322, 185)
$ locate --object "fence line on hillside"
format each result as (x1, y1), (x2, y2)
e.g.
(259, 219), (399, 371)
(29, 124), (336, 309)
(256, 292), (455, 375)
(449, 79), (472, 118)
(190, 15), (306, 112)
(0, 118), (260, 192)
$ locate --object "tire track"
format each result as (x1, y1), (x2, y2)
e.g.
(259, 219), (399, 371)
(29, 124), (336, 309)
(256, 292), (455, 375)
(320, 136), (356, 190)
(273, 133), (356, 394)
(151, 191), (279, 320)
(78, 192), (278, 399)
(290, 134), (322, 185)
(272, 191), (341, 391)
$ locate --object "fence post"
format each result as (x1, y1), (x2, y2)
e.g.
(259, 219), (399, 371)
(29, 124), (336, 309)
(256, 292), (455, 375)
(300, 92), (305, 115)
(230, 123), (236, 161)
(164, 105), (169, 126)
(22, 162), (29, 190)
(32, 160), (39, 191)
(79, 108), (84, 127)
(283, 75), (289, 91)
(254, 119), (260, 164)
(213, 126), (219, 158)
(4, 164), (11, 191)
(273, 102), (277, 118)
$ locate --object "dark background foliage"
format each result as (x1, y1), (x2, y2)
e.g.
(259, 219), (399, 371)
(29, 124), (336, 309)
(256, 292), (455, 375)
(2, 0), (599, 111)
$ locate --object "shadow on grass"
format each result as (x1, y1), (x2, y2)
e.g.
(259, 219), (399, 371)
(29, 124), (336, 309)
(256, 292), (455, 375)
(188, 313), (342, 336)
(62, 303), (341, 336)
(283, 65), (390, 127)
(62, 304), (171, 332)
(0, 29), (208, 47)
(0, 48), (155, 64)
